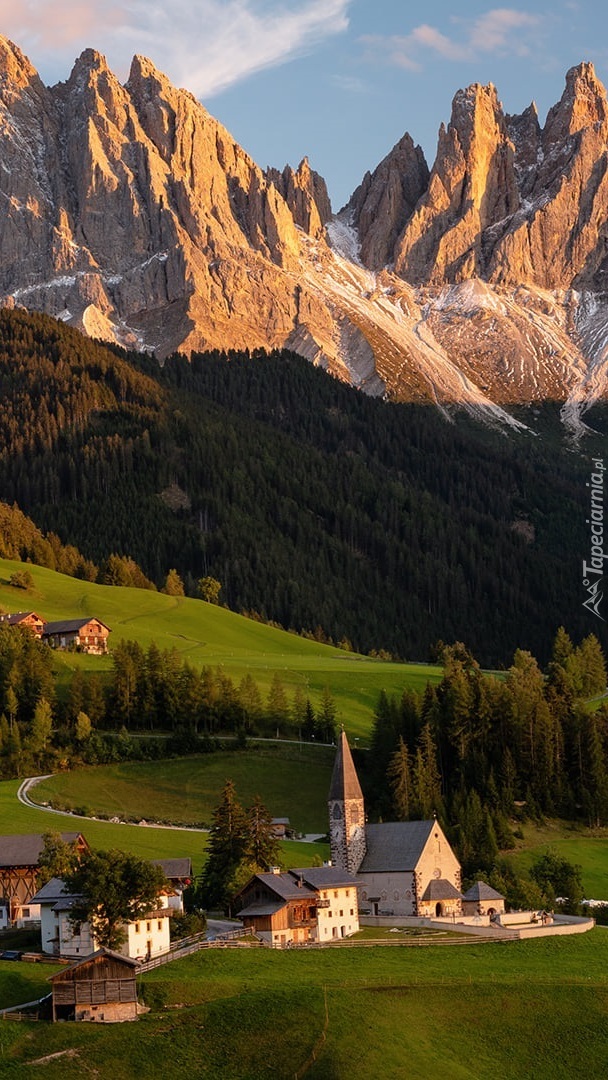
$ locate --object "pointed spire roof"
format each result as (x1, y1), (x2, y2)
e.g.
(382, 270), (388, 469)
(328, 730), (363, 801)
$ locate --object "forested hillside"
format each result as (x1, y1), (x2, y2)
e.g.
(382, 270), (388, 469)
(0, 308), (603, 665)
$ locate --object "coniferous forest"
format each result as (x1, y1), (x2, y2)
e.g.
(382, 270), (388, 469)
(0, 307), (606, 667)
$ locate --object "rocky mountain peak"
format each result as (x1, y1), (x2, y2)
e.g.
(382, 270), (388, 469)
(0, 35), (40, 89)
(266, 156), (332, 238)
(343, 132), (429, 269)
(393, 79), (518, 283)
(543, 61), (608, 146)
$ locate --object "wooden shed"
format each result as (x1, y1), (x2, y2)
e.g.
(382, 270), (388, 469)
(49, 949), (141, 1023)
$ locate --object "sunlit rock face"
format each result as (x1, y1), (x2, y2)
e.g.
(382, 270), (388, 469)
(1, 39), (608, 430)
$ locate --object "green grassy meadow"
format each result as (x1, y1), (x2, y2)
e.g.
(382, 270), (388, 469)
(507, 820), (608, 900)
(0, 775), (328, 876)
(1, 933), (608, 1078)
(0, 558), (441, 738)
(32, 744), (333, 834)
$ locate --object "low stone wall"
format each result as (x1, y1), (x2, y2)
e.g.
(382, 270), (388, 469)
(359, 913), (595, 939)
(515, 916), (595, 939)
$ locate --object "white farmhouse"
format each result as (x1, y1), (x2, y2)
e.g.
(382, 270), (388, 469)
(31, 877), (172, 961)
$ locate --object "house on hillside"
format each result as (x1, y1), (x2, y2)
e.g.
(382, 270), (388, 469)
(0, 832), (89, 925)
(152, 857), (192, 913)
(31, 876), (173, 960)
(49, 949), (141, 1023)
(270, 817), (291, 838)
(42, 617), (110, 654)
(0, 611), (45, 637)
(235, 865), (361, 944)
(328, 732), (504, 919)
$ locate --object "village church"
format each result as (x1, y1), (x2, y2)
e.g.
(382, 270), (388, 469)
(329, 731), (468, 918)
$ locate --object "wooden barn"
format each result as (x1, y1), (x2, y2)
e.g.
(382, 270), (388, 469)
(49, 949), (141, 1023)
(0, 832), (89, 924)
(42, 617), (110, 655)
(0, 611), (45, 637)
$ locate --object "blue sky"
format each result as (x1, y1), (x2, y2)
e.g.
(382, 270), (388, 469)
(3, 1), (608, 207)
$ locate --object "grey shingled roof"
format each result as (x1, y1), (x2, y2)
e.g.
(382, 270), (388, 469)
(358, 820), (435, 873)
(328, 731), (364, 802)
(290, 867), (361, 890)
(43, 618), (110, 635)
(153, 858), (192, 881)
(463, 881), (504, 902)
(420, 879), (464, 902)
(254, 873), (317, 901)
(237, 900), (286, 918)
(0, 833), (83, 868)
(31, 876), (77, 905)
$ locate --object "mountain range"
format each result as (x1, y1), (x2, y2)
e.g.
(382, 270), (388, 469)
(1, 37), (608, 432)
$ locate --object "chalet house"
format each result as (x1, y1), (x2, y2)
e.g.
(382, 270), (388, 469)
(0, 832), (89, 925)
(270, 817), (291, 838)
(235, 865), (361, 945)
(31, 876), (173, 961)
(42, 617), (110, 655)
(152, 857), (192, 912)
(49, 949), (141, 1023)
(0, 611), (45, 637)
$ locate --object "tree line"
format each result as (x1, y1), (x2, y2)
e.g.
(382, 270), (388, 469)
(360, 630), (607, 906)
(0, 628), (338, 778)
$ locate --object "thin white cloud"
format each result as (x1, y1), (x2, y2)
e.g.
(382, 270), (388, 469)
(362, 8), (541, 72)
(332, 74), (367, 94)
(0, 0), (351, 97)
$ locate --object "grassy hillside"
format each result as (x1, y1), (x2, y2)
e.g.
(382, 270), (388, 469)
(0, 778), (328, 876)
(0, 557), (441, 737)
(32, 746), (333, 834)
(2, 934), (608, 1077)
(506, 820), (608, 900)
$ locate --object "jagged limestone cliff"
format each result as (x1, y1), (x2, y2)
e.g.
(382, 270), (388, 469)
(1, 37), (608, 429)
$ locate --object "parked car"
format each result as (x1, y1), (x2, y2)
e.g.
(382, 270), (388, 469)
(1, 950), (23, 961)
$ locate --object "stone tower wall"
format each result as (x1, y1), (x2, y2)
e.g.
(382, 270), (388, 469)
(329, 796), (366, 873)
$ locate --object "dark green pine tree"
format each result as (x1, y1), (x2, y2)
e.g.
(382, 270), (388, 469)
(387, 736), (412, 820)
(199, 780), (248, 911)
(246, 795), (282, 870)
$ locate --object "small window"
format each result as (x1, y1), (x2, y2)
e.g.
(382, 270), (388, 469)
(334, 891), (338, 898)
(146, 922), (151, 932)
(157, 921), (163, 931)
(135, 923), (140, 933)
(339, 909), (343, 917)
(345, 890), (350, 897)
(22, 908), (30, 918)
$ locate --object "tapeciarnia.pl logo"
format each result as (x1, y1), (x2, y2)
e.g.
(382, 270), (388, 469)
(582, 458), (605, 621)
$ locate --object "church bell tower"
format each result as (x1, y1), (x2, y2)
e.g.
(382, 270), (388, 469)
(328, 730), (366, 874)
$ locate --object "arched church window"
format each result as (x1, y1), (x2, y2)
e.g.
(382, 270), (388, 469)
(332, 804), (342, 819)
(350, 806), (359, 823)
(393, 891), (400, 901)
